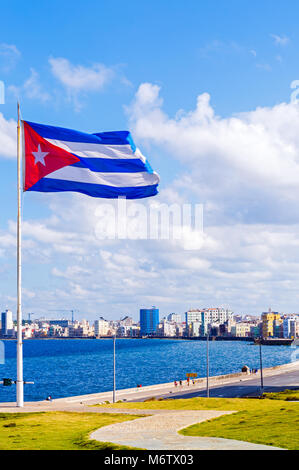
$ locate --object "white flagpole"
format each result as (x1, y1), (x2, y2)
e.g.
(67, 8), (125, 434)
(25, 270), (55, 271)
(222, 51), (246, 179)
(113, 334), (116, 403)
(16, 102), (24, 407)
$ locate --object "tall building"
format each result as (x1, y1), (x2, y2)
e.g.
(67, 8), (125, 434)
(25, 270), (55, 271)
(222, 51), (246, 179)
(1, 310), (14, 336)
(140, 307), (159, 336)
(283, 316), (299, 338)
(94, 318), (110, 337)
(261, 309), (281, 338)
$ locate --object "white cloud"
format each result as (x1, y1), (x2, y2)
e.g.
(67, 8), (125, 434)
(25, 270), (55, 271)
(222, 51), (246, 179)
(23, 69), (50, 102)
(9, 68), (51, 103)
(49, 57), (114, 92)
(0, 113), (17, 158)
(0, 43), (21, 71)
(48, 57), (116, 110)
(128, 83), (299, 226)
(270, 34), (290, 46)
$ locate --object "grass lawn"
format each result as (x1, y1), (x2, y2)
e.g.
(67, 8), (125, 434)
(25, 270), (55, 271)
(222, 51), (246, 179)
(94, 391), (299, 450)
(0, 412), (143, 450)
(263, 389), (299, 401)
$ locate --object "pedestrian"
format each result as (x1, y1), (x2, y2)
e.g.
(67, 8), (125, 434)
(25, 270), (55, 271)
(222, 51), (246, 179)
(174, 381), (177, 387)
(179, 380), (182, 386)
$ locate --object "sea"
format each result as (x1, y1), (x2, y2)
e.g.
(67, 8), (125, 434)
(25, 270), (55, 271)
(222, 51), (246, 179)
(0, 338), (297, 402)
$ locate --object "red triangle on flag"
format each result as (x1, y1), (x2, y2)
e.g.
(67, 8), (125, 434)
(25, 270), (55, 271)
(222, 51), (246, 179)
(23, 121), (80, 191)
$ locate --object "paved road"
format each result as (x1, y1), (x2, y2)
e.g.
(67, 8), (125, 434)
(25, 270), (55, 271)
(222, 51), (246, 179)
(128, 369), (299, 402)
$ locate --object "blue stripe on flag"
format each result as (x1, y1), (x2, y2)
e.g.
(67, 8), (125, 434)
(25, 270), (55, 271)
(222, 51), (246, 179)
(71, 158), (153, 173)
(27, 178), (159, 199)
(25, 121), (134, 146)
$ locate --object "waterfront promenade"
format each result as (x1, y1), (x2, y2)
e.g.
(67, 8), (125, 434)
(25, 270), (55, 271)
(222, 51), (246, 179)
(0, 359), (297, 411)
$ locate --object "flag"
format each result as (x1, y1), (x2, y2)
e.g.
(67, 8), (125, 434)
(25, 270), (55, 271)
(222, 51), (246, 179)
(22, 121), (160, 199)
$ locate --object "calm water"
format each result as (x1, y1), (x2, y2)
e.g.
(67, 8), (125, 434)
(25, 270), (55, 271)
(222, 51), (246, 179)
(0, 339), (296, 402)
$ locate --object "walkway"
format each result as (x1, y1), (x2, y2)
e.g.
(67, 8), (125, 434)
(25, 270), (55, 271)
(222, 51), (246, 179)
(90, 409), (284, 450)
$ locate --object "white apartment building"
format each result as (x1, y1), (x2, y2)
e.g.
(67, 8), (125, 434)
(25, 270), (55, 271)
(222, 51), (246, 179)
(167, 313), (182, 323)
(185, 308), (233, 336)
(157, 320), (177, 337)
(1, 310), (14, 336)
(190, 321), (201, 337)
(283, 316), (299, 338)
(94, 318), (110, 336)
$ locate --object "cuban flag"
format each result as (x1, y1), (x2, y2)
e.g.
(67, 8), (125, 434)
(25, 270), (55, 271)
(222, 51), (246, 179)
(22, 121), (160, 199)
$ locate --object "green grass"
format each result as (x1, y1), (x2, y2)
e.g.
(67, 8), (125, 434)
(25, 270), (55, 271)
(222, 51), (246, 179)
(179, 406), (299, 450)
(1, 391), (298, 450)
(0, 412), (143, 450)
(263, 389), (299, 401)
(94, 394), (299, 450)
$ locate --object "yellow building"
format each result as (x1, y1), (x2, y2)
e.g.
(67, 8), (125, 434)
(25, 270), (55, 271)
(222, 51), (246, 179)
(261, 310), (281, 338)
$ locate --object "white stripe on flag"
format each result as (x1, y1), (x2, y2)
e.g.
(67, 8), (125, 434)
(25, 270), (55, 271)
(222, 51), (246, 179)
(45, 139), (139, 160)
(46, 166), (160, 187)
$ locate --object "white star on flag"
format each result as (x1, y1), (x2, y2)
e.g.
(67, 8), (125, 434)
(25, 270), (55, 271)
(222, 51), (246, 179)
(32, 144), (49, 166)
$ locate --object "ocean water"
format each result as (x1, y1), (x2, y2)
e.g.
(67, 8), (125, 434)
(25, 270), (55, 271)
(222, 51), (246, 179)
(0, 338), (296, 402)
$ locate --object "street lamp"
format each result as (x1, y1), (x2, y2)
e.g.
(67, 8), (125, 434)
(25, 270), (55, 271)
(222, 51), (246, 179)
(206, 327), (210, 398)
(113, 334), (116, 403)
(259, 337), (264, 396)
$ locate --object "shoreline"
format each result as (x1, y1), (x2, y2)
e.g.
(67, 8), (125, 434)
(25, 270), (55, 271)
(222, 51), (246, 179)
(0, 359), (297, 410)
(43, 359), (299, 406)
(0, 336), (292, 342)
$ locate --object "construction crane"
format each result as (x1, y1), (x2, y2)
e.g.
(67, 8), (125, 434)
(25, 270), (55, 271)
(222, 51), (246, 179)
(27, 313), (35, 322)
(48, 309), (79, 324)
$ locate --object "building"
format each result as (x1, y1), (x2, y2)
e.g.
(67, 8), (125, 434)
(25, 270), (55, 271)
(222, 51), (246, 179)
(190, 321), (201, 337)
(140, 307), (159, 336)
(230, 322), (251, 337)
(261, 309), (281, 338)
(119, 316), (134, 327)
(156, 319), (177, 337)
(94, 318), (110, 337)
(167, 313), (181, 323)
(1, 310), (14, 337)
(185, 308), (233, 336)
(283, 316), (299, 339)
(49, 320), (72, 328)
(250, 324), (262, 338)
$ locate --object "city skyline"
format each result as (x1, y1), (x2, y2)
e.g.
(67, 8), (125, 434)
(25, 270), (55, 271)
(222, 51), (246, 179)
(1, 303), (299, 323)
(1, 305), (298, 340)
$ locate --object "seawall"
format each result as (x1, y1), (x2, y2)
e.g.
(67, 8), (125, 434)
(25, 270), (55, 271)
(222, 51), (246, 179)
(52, 359), (299, 405)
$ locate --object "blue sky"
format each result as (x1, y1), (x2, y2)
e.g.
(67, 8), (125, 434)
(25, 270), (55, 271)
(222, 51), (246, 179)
(1, 1), (299, 320)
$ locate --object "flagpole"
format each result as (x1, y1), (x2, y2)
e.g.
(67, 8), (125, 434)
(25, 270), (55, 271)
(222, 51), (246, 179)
(113, 334), (116, 403)
(17, 102), (24, 407)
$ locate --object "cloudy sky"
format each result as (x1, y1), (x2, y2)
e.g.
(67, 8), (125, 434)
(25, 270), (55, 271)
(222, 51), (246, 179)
(1, 0), (299, 321)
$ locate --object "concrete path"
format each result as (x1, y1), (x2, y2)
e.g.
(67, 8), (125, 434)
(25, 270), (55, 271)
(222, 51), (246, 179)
(90, 410), (283, 450)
